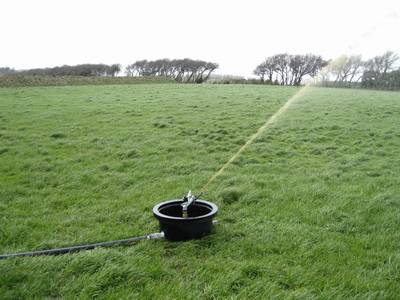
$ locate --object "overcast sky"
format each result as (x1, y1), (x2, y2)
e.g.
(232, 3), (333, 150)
(1, 0), (399, 77)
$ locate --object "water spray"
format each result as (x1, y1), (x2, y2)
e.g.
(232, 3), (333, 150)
(201, 84), (313, 191)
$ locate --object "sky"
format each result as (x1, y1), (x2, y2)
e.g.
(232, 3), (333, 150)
(1, 0), (400, 77)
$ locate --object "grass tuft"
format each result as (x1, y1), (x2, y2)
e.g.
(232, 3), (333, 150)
(153, 122), (167, 128)
(50, 133), (66, 139)
(219, 187), (242, 204)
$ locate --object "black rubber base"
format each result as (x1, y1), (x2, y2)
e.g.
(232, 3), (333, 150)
(153, 199), (218, 241)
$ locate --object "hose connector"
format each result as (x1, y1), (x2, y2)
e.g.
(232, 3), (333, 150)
(147, 232), (165, 240)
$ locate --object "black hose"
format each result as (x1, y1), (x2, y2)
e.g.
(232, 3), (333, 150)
(0, 232), (164, 260)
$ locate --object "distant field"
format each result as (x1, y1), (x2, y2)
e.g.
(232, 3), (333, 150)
(0, 75), (174, 87)
(0, 84), (399, 299)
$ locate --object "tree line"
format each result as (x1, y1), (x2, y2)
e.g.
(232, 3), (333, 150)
(0, 64), (122, 77)
(253, 51), (399, 89)
(0, 59), (219, 84)
(1, 52), (399, 89)
(125, 59), (218, 83)
(320, 51), (399, 90)
(253, 54), (327, 85)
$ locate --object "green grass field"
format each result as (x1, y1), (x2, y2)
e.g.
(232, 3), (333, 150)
(0, 75), (174, 88)
(1, 84), (400, 299)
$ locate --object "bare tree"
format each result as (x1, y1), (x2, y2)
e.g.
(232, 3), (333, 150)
(125, 64), (135, 76)
(272, 54), (291, 85)
(202, 62), (219, 82)
(289, 54), (326, 85)
(347, 55), (364, 83)
(253, 63), (267, 82)
(107, 64), (121, 77)
(325, 55), (364, 85)
(254, 54), (326, 85)
(365, 51), (399, 78)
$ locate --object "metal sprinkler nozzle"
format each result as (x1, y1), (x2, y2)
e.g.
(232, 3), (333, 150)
(181, 190), (201, 218)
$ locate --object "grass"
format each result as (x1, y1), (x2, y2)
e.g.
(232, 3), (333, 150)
(0, 84), (399, 299)
(0, 75), (174, 87)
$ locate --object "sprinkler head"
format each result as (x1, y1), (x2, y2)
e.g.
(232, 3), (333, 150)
(181, 190), (202, 218)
